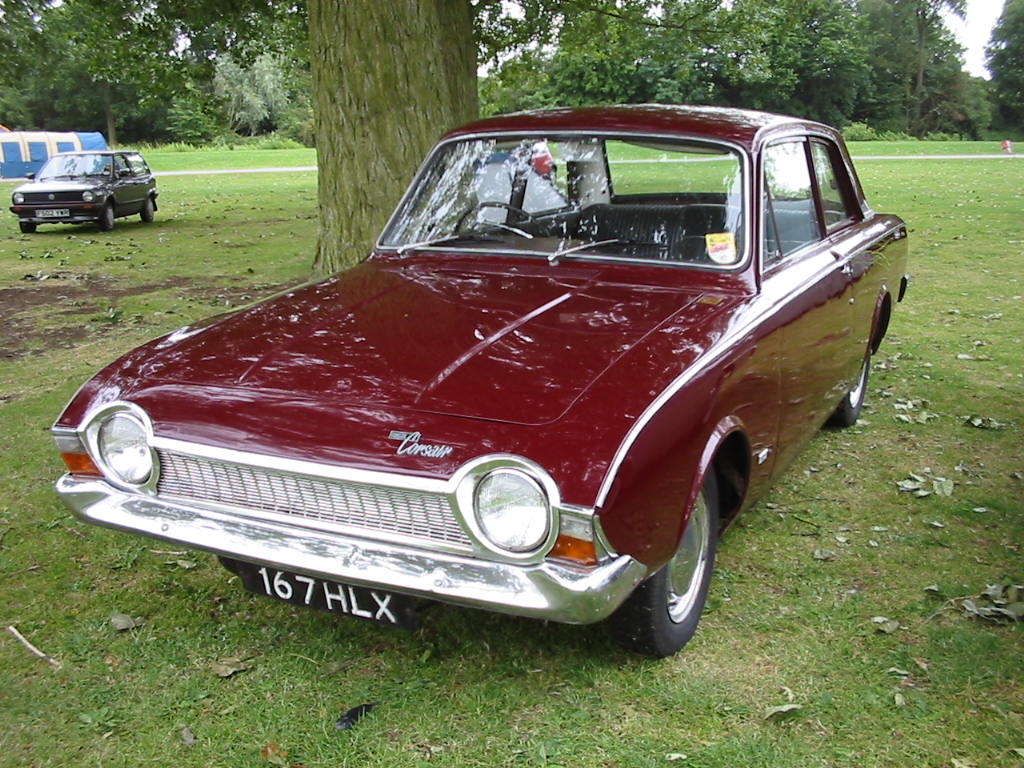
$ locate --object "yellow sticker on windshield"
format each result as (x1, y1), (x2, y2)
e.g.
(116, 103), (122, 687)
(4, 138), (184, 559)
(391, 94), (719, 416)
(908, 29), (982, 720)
(706, 233), (737, 265)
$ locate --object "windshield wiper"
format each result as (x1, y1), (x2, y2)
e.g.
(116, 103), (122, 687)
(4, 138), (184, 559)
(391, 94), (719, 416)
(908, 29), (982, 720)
(547, 238), (623, 265)
(395, 233), (499, 255)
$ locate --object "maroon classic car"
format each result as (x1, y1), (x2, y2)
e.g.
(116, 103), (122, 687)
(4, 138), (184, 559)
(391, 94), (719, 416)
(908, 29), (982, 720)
(52, 106), (908, 657)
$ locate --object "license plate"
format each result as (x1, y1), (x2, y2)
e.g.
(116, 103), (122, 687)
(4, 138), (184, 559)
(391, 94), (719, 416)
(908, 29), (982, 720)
(233, 562), (417, 629)
(38, 208), (70, 217)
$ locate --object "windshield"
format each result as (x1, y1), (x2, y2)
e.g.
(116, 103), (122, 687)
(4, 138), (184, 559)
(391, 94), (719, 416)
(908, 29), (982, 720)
(380, 134), (746, 268)
(38, 154), (113, 180)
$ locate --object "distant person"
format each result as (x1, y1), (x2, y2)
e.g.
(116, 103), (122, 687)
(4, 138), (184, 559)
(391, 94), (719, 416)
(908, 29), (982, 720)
(1002, 139), (1014, 154)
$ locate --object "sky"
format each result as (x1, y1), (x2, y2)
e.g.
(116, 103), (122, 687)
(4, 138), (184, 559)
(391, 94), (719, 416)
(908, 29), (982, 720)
(945, 0), (1005, 79)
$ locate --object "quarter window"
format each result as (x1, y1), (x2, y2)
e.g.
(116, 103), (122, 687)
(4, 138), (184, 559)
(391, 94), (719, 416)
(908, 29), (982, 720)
(763, 140), (821, 264)
(811, 141), (855, 230)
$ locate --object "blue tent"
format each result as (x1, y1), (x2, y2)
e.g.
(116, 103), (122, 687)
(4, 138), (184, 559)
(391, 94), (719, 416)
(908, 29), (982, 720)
(1, 131), (109, 178)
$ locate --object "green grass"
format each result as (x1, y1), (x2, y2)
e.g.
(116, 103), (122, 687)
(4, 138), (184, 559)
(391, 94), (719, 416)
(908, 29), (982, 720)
(847, 140), (1020, 156)
(1, 156), (1022, 768)
(143, 148), (317, 173)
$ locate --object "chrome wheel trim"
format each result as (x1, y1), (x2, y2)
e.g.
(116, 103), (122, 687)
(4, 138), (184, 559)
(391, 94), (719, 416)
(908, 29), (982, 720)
(849, 355), (869, 408)
(666, 492), (711, 624)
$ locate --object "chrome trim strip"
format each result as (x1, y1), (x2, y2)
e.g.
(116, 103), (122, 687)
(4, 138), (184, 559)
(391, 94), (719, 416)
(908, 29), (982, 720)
(52, 426), (85, 455)
(55, 474), (646, 625)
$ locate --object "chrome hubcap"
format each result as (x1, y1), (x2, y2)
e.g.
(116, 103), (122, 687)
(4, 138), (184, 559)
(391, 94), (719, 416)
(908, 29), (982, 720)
(849, 355), (869, 407)
(666, 492), (711, 624)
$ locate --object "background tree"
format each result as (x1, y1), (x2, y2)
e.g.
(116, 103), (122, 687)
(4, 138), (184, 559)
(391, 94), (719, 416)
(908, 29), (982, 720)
(1, 0), (1003, 274)
(987, 0), (1024, 129)
(307, 0), (477, 274)
(853, 0), (968, 136)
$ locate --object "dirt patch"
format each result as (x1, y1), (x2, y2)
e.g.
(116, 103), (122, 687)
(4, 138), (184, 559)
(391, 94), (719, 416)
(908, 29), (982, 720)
(0, 272), (290, 360)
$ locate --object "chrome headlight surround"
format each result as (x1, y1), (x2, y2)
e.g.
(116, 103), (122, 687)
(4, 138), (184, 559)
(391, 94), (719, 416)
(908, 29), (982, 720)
(453, 455), (559, 562)
(13, 192), (24, 204)
(82, 190), (94, 202)
(79, 402), (160, 493)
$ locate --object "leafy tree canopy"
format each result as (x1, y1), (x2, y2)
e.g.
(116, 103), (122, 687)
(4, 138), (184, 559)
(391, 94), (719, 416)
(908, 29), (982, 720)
(987, 0), (1024, 127)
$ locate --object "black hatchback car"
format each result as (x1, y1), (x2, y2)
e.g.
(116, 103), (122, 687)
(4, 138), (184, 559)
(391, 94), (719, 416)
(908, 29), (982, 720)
(10, 150), (158, 233)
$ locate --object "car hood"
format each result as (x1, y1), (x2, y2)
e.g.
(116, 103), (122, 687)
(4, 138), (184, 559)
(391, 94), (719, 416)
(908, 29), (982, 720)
(15, 179), (100, 193)
(132, 260), (720, 427)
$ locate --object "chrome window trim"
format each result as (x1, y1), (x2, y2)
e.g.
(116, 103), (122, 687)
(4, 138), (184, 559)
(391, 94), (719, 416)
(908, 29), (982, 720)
(377, 129), (752, 273)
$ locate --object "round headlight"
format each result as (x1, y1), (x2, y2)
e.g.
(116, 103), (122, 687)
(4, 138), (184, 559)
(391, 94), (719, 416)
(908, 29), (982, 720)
(474, 469), (550, 552)
(13, 192), (24, 204)
(82, 190), (94, 202)
(97, 412), (153, 486)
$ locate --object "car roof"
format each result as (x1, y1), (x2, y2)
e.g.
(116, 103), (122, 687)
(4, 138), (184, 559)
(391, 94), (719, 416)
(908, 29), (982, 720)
(443, 104), (828, 151)
(52, 150), (140, 157)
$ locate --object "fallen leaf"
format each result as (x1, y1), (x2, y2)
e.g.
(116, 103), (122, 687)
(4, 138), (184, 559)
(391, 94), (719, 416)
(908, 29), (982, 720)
(666, 754), (689, 762)
(212, 656), (252, 678)
(813, 549), (837, 561)
(110, 613), (144, 631)
(261, 743), (288, 766)
(764, 703), (802, 720)
(871, 616), (900, 634)
(181, 726), (196, 747)
(894, 692), (907, 707)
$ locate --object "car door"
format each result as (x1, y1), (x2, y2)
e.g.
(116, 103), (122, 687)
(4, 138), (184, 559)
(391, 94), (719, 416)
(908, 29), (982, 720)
(112, 153), (146, 214)
(759, 137), (856, 472)
(809, 139), (877, 384)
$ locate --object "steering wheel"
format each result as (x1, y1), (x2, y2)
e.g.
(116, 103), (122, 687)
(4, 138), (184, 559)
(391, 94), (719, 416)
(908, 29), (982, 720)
(455, 201), (538, 235)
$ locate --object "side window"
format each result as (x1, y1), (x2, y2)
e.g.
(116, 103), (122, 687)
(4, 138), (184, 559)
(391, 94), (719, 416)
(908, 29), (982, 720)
(811, 141), (856, 230)
(127, 154), (149, 176)
(763, 140), (821, 265)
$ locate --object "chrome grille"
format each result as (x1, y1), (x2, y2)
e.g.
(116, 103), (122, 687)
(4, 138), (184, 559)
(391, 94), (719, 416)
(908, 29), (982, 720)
(156, 450), (471, 549)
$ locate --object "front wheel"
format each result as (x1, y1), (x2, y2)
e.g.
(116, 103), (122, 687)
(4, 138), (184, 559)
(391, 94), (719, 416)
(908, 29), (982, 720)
(140, 196), (155, 223)
(97, 202), (115, 232)
(19, 221), (37, 234)
(610, 472), (719, 658)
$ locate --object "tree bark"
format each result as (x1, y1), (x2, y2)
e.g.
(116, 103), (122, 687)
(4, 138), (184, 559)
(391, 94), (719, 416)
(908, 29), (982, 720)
(102, 80), (117, 146)
(308, 0), (478, 276)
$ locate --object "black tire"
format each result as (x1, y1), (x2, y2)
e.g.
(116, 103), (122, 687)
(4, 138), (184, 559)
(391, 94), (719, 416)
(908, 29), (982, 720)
(97, 202), (115, 232)
(19, 221), (37, 234)
(610, 472), (719, 658)
(140, 196), (155, 223)
(828, 352), (870, 428)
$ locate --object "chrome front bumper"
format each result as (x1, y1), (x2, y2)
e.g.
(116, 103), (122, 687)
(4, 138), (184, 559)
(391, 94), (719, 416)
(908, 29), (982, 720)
(56, 474), (647, 624)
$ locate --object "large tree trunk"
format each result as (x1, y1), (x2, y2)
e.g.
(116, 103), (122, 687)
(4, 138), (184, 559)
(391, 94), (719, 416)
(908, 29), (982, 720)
(308, 0), (478, 276)
(102, 81), (117, 146)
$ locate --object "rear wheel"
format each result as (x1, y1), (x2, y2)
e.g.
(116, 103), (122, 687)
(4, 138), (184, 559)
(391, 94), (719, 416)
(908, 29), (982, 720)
(610, 472), (719, 658)
(19, 221), (37, 234)
(828, 352), (870, 428)
(97, 202), (115, 232)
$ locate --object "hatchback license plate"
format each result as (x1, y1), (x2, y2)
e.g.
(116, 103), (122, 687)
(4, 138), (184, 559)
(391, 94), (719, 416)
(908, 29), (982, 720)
(39, 208), (70, 218)
(234, 563), (417, 629)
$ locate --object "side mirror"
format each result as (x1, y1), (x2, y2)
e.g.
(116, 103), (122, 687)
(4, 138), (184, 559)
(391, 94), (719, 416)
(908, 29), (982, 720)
(26, 173), (35, 180)
(117, 168), (131, 178)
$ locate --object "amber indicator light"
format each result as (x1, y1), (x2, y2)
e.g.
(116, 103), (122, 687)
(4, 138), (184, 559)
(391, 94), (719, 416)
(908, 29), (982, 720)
(61, 452), (102, 477)
(549, 534), (598, 566)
